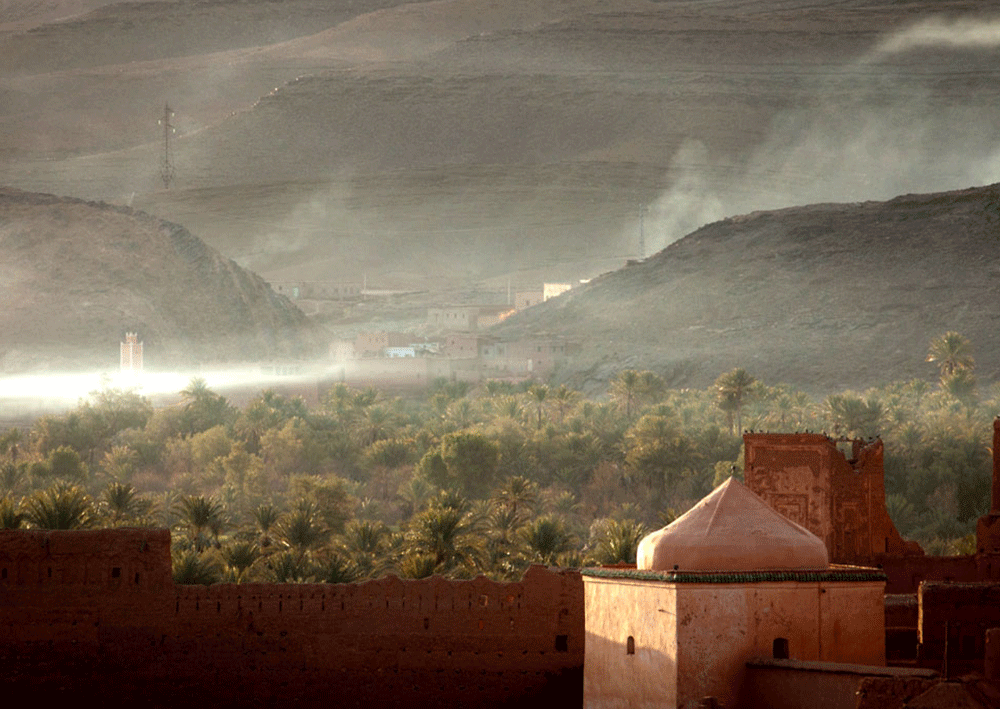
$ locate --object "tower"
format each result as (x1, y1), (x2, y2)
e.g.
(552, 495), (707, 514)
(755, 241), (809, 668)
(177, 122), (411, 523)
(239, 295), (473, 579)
(120, 332), (143, 375)
(158, 103), (175, 189)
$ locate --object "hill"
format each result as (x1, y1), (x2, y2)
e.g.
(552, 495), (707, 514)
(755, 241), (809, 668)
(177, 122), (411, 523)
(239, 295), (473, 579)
(490, 184), (1000, 395)
(4, 0), (1000, 285)
(0, 188), (319, 371)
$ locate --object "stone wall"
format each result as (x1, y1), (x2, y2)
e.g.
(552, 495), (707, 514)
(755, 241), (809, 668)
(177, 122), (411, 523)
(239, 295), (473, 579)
(0, 529), (584, 708)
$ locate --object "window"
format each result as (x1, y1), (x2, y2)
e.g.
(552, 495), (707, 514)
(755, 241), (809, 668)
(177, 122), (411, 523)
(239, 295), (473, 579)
(111, 567), (121, 579)
(555, 635), (568, 652)
(626, 636), (635, 655)
(773, 638), (789, 659)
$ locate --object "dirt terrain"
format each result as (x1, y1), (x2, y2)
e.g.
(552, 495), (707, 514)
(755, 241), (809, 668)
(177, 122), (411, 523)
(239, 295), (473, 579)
(2, 0), (1000, 388)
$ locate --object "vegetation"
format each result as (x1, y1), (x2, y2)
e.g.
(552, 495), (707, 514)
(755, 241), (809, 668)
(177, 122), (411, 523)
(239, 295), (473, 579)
(0, 335), (996, 582)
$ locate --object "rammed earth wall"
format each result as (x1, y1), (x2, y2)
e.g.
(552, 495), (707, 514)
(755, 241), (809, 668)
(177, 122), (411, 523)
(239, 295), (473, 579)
(0, 529), (583, 708)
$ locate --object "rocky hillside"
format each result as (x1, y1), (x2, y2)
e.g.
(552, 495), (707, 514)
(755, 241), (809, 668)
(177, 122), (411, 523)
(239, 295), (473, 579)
(0, 188), (320, 371)
(491, 184), (1000, 395)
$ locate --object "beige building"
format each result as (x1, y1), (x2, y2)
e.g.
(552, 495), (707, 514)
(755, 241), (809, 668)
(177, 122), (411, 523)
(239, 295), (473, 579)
(583, 478), (886, 708)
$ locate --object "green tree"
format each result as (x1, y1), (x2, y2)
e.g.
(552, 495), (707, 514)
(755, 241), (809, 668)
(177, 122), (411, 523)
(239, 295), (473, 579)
(521, 516), (573, 565)
(440, 431), (500, 499)
(715, 368), (757, 435)
(0, 495), (25, 529)
(405, 501), (484, 575)
(172, 550), (222, 585)
(100, 481), (154, 526)
(926, 331), (974, 380)
(589, 518), (647, 564)
(174, 495), (224, 551)
(25, 483), (95, 529)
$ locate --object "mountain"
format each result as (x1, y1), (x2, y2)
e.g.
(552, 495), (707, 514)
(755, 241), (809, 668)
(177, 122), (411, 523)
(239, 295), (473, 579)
(0, 188), (320, 371)
(4, 0), (1000, 285)
(490, 184), (1000, 395)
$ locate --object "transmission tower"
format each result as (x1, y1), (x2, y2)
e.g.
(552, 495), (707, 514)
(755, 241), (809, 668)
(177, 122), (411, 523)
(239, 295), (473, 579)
(157, 103), (176, 189)
(638, 204), (646, 260)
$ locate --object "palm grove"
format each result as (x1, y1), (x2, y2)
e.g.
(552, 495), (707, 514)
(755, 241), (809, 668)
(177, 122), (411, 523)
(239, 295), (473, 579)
(0, 332), (993, 584)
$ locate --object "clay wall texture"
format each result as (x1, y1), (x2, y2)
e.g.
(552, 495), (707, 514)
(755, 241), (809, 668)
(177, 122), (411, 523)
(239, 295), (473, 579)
(583, 573), (884, 709)
(917, 581), (1000, 675)
(0, 529), (583, 707)
(744, 433), (917, 567)
(741, 659), (938, 709)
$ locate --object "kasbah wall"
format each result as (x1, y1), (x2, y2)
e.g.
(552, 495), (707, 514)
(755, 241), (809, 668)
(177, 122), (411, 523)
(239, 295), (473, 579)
(746, 419), (1000, 675)
(0, 529), (583, 707)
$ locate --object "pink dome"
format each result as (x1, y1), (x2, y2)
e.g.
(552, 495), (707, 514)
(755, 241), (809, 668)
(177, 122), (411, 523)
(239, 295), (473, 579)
(637, 477), (829, 572)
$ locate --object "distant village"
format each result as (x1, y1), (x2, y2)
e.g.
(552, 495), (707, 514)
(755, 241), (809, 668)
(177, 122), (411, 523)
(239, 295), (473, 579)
(270, 279), (581, 388)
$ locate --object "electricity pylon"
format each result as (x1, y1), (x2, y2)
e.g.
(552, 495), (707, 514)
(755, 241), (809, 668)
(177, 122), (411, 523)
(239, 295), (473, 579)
(157, 103), (176, 189)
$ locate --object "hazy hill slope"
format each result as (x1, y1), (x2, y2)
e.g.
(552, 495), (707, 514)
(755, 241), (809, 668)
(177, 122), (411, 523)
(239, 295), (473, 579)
(491, 184), (1000, 395)
(3, 0), (1000, 286)
(0, 188), (319, 371)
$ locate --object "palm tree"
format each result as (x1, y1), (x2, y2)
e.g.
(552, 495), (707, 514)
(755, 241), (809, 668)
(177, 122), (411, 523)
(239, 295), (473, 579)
(0, 428), (23, 465)
(529, 384), (549, 431)
(222, 541), (260, 581)
(612, 370), (640, 421)
(590, 518), (647, 564)
(24, 483), (95, 530)
(101, 481), (153, 526)
(174, 495), (224, 551)
(715, 368), (757, 435)
(252, 503), (282, 548)
(493, 475), (539, 518)
(172, 550), (222, 586)
(521, 516), (573, 565)
(279, 501), (328, 553)
(926, 331), (974, 380)
(0, 495), (25, 529)
(406, 503), (484, 575)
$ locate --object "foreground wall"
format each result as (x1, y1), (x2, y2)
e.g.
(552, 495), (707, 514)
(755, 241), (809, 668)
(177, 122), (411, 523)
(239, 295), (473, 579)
(0, 529), (583, 708)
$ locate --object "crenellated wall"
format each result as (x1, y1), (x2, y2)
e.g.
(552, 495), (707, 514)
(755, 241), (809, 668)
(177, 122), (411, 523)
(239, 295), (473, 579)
(0, 529), (583, 707)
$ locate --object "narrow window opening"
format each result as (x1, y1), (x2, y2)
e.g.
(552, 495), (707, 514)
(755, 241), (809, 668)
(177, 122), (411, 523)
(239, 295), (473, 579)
(626, 636), (635, 655)
(134, 573), (140, 585)
(47, 567), (52, 578)
(773, 638), (789, 659)
(1, 568), (7, 580)
(111, 567), (121, 579)
(555, 635), (568, 652)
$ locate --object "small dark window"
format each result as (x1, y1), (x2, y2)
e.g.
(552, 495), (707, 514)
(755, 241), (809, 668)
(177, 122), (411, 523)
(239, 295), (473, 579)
(773, 638), (789, 659)
(47, 567), (52, 578)
(1, 568), (6, 580)
(555, 635), (568, 652)
(134, 573), (140, 585)
(626, 636), (635, 655)
(111, 567), (121, 579)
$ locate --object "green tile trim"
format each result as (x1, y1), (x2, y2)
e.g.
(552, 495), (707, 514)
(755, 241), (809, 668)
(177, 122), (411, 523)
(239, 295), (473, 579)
(581, 568), (886, 584)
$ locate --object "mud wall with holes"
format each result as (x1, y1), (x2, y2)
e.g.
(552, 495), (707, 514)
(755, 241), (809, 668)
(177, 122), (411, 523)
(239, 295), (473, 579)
(744, 433), (920, 568)
(0, 529), (583, 707)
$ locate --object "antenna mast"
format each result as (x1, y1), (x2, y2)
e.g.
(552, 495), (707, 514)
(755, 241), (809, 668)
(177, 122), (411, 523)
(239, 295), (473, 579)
(638, 204), (646, 260)
(157, 103), (176, 189)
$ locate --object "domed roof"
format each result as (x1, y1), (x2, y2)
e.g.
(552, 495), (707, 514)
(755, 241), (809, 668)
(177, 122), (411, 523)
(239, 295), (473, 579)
(636, 477), (829, 572)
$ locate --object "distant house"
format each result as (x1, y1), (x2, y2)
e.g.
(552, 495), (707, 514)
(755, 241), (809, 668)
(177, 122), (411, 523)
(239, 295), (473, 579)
(272, 281), (362, 301)
(515, 290), (544, 311)
(543, 282), (573, 300)
(427, 305), (514, 332)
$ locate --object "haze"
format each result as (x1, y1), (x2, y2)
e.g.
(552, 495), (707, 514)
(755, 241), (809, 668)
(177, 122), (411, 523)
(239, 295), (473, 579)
(2, 0), (1000, 393)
